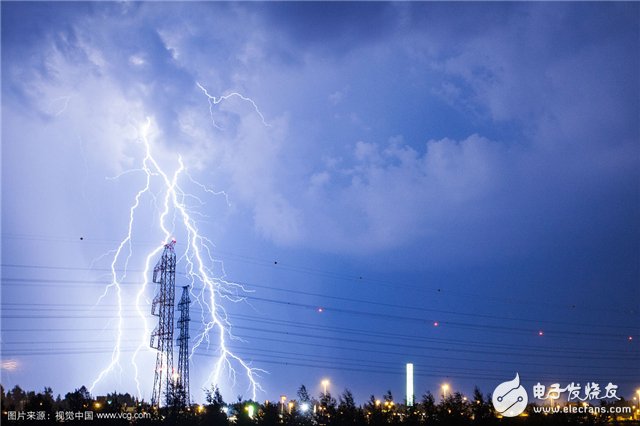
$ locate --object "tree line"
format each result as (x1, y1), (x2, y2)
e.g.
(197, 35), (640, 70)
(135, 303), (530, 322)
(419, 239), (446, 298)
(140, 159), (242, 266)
(1, 383), (632, 425)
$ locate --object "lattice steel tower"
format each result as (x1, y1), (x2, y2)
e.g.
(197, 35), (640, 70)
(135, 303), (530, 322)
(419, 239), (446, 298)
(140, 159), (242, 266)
(176, 285), (191, 407)
(150, 240), (177, 407)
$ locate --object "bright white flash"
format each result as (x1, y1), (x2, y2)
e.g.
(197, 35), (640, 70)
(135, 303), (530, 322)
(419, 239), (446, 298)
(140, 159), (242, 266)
(90, 83), (267, 402)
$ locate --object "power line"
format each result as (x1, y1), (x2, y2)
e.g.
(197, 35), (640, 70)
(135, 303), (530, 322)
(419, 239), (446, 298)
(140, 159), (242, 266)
(1, 309), (635, 356)
(0, 304), (634, 341)
(1, 320), (636, 362)
(2, 246), (638, 317)
(4, 277), (637, 332)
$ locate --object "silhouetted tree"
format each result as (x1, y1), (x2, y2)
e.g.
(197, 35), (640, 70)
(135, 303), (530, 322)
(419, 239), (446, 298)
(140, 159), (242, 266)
(422, 391), (437, 424)
(403, 401), (421, 426)
(335, 389), (363, 425)
(24, 387), (55, 413)
(5, 385), (27, 411)
(283, 392), (311, 426)
(7, 382), (634, 426)
(287, 385), (313, 426)
(64, 386), (92, 412)
(203, 385), (228, 425)
(316, 391), (337, 425)
(105, 391), (136, 411)
(165, 381), (193, 425)
(471, 387), (494, 425)
(257, 401), (279, 426)
(382, 390), (400, 424)
(364, 395), (385, 426)
(438, 391), (471, 426)
(297, 385), (311, 404)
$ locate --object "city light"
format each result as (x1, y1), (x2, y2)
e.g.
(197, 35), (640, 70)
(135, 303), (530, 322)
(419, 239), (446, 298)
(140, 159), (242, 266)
(322, 379), (330, 396)
(300, 403), (310, 413)
(406, 363), (414, 407)
(245, 404), (255, 419)
(442, 383), (450, 399)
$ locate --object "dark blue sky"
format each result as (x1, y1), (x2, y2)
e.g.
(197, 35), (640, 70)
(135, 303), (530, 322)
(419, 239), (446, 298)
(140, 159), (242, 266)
(1, 1), (638, 405)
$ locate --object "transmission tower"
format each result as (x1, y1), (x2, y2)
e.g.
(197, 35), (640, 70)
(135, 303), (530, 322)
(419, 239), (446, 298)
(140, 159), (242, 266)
(150, 240), (177, 407)
(176, 285), (191, 407)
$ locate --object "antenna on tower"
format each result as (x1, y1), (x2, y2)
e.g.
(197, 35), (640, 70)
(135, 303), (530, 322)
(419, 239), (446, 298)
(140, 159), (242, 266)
(150, 240), (177, 407)
(176, 285), (191, 408)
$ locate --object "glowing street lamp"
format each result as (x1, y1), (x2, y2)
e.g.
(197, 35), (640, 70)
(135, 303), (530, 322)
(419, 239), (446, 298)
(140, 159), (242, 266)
(441, 383), (450, 399)
(245, 404), (255, 419)
(322, 379), (330, 396)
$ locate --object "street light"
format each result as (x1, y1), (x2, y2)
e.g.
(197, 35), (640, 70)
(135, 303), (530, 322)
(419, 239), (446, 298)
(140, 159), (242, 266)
(442, 383), (450, 399)
(245, 404), (255, 419)
(322, 379), (330, 396)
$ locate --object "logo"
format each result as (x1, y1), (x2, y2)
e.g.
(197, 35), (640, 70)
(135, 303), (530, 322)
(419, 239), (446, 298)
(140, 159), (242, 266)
(492, 373), (528, 417)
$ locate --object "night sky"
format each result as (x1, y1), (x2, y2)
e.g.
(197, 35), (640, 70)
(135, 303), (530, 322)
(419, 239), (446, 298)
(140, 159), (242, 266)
(2, 1), (639, 405)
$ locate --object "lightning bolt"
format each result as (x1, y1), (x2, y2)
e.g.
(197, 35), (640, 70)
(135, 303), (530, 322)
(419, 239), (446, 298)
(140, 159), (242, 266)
(196, 82), (270, 129)
(91, 83), (267, 402)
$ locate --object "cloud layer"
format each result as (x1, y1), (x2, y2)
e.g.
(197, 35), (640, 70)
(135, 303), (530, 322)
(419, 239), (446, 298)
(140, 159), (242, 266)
(3, 1), (638, 264)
